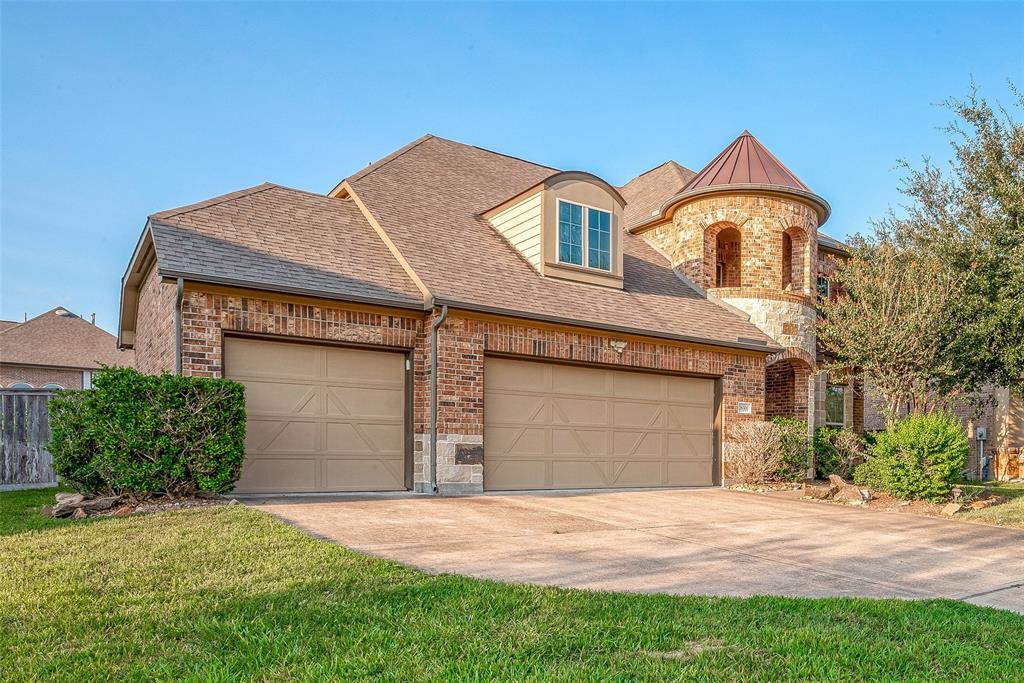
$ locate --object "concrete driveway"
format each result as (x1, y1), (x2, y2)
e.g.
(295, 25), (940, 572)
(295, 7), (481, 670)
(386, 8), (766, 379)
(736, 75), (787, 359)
(250, 488), (1024, 613)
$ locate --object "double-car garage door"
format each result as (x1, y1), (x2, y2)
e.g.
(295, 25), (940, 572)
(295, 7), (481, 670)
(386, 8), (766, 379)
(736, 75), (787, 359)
(483, 358), (715, 490)
(227, 337), (715, 493)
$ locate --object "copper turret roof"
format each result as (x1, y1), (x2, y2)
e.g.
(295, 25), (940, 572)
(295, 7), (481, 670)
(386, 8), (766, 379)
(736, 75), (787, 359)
(683, 130), (811, 193)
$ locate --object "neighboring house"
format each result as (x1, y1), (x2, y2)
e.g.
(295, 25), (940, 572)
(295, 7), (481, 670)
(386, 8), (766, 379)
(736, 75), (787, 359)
(0, 307), (134, 389)
(118, 132), (865, 494)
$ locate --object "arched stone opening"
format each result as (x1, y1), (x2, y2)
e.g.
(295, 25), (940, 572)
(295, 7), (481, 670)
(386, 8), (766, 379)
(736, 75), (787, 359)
(766, 356), (812, 423)
(782, 227), (809, 294)
(705, 224), (742, 289)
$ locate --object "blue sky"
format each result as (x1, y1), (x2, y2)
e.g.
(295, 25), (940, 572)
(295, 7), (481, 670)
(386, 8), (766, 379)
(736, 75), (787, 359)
(2, 2), (1022, 332)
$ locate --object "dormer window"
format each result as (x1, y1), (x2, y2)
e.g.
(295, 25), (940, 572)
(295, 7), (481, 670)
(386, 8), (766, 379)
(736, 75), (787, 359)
(557, 199), (611, 271)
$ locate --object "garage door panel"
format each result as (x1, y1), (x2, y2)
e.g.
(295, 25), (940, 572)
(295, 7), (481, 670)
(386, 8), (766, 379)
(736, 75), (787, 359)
(552, 364), (607, 396)
(241, 381), (318, 416)
(326, 385), (404, 419)
(552, 461), (608, 488)
(485, 358), (714, 491)
(666, 404), (714, 430)
(486, 459), (548, 490)
(235, 457), (318, 493)
(324, 457), (404, 491)
(612, 401), (665, 428)
(667, 377), (715, 402)
(552, 397), (607, 425)
(667, 460), (713, 486)
(487, 426), (547, 455)
(611, 371), (664, 399)
(246, 419), (318, 452)
(486, 393), (547, 423)
(227, 338), (406, 493)
(552, 428), (607, 456)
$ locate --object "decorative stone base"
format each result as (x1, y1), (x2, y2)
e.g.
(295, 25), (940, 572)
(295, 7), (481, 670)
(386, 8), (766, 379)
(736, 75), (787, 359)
(413, 433), (484, 495)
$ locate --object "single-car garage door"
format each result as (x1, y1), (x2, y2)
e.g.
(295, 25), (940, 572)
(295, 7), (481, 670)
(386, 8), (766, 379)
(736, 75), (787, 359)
(226, 337), (407, 493)
(484, 358), (715, 490)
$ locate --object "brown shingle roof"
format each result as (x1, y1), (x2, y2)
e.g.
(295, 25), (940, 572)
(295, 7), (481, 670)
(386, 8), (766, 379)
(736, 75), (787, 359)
(149, 183), (425, 309)
(347, 136), (776, 351)
(0, 320), (19, 334)
(620, 160), (695, 228)
(0, 308), (133, 369)
(684, 130), (810, 192)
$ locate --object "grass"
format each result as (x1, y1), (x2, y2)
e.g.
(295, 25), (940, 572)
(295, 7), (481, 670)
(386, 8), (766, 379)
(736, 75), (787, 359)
(0, 486), (76, 536)
(1, 489), (1022, 682)
(955, 480), (1024, 528)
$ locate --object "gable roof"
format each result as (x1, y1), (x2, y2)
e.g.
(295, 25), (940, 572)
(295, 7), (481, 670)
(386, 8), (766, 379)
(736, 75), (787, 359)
(345, 135), (777, 351)
(146, 183), (425, 309)
(684, 130), (810, 192)
(0, 320), (19, 334)
(1, 308), (132, 369)
(620, 160), (695, 228)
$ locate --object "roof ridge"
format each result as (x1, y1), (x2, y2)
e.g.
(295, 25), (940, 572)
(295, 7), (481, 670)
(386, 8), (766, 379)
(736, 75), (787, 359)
(150, 183), (277, 220)
(344, 134), (436, 184)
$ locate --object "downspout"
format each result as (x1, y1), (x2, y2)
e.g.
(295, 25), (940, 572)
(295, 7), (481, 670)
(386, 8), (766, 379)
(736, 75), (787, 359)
(174, 277), (184, 375)
(429, 304), (449, 493)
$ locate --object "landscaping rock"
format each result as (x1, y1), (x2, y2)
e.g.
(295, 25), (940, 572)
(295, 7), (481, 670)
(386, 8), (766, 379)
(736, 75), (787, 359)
(54, 492), (85, 506)
(968, 496), (1004, 510)
(71, 508), (87, 520)
(112, 506), (134, 517)
(835, 485), (871, 503)
(40, 505), (54, 518)
(828, 474), (847, 488)
(941, 502), (962, 516)
(78, 496), (120, 513)
(805, 484), (837, 500)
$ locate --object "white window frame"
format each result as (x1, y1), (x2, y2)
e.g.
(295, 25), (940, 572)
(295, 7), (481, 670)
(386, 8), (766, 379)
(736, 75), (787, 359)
(825, 384), (846, 427)
(556, 198), (612, 272)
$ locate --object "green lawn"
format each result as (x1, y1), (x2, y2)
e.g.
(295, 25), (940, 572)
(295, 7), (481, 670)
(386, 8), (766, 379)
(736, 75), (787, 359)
(956, 480), (1024, 528)
(0, 486), (76, 536)
(1, 489), (1022, 682)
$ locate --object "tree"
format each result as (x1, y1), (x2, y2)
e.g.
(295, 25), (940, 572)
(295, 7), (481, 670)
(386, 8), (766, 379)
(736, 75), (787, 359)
(819, 83), (1023, 424)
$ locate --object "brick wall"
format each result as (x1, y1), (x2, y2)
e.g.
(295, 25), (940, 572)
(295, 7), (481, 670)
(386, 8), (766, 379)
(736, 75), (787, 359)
(134, 265), (177, 375)
(0, 364), (82, 389)
(148, 288), (769, 493)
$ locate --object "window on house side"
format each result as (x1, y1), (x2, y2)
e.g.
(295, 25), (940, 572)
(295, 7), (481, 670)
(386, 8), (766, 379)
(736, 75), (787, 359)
(557, 199), (612, 271)
(43, 383), (64, 390)
(826, 385), (846, 426)
(9, 383), (32, 389)
(817, 276), (830, 299)
(587, 207), (611, 271)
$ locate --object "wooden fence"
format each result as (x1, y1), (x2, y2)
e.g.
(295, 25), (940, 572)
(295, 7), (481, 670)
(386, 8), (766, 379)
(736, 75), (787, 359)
(0, 389), (58, 490)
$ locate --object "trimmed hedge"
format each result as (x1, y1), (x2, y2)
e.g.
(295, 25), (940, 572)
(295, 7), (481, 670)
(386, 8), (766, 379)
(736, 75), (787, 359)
(49, 367), (246, 498)
(853, 412), (968, 502)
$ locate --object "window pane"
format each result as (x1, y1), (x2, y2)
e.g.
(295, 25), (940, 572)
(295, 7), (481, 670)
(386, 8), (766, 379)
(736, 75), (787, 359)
(817, 276), (830, 298)
(558, 201), (584, 265)
(826, 385), (845, 425)
(587, 208), (611, 271)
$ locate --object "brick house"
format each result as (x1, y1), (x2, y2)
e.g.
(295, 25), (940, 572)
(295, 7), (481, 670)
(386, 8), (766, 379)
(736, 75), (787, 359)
(117, 132), (873, 494)
(0, 307), (133, 389)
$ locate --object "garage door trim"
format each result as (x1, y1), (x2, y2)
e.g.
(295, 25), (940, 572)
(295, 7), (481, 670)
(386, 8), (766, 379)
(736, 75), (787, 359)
(223, 333), (414, 491)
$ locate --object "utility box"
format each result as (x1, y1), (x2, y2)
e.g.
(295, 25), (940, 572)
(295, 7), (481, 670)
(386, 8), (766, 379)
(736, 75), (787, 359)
(976, 426), (988, 441)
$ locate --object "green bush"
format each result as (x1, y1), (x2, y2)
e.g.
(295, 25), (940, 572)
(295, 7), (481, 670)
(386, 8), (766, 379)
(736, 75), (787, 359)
(49, 367), (246, 498)
(814, 427), (867, 479)
(852, 412), (969, 502)
(770, 417), (813, 482)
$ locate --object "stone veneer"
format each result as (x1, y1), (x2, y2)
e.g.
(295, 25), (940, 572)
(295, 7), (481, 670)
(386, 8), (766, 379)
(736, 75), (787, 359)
(138, 285), (769, 493)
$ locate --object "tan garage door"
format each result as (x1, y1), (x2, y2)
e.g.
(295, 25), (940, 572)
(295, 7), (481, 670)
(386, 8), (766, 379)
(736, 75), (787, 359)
(484, 358), (715, 490)
(225, 337), (407, 493)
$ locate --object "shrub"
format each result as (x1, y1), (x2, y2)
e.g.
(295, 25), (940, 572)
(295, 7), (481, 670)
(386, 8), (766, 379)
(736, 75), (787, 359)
(814, 427), (867, 479)
(729, 421), (783, 484)
(49, 367), (246, 498)
(771, 417), (813, 482)
(852, 412), (969, 502)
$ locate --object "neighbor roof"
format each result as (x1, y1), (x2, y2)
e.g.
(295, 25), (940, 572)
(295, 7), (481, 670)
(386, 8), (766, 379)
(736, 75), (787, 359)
(345, 135), (777, 351)
(147, 183), (425, 309)
(1, 308), (132, 369)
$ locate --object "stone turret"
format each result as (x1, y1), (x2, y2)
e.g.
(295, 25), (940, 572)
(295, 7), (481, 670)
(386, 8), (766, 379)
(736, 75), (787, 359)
(632, 131), (831, 429)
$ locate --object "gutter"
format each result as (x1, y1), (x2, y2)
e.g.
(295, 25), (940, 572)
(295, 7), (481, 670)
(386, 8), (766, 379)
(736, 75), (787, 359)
(174, 277), (184, 374)
(429, 304), (449, 493)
